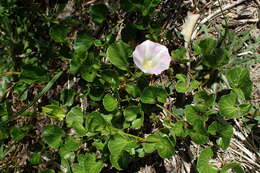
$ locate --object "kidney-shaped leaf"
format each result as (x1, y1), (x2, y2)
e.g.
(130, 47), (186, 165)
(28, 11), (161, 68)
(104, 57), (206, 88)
(42, 125), (65, 148)
(108, 134), (139, 170)
(103, 94), (118, 112)
(106, 41), (132, 71)
(143, 132), (175, 158)
(208, 121), (233, 150)
(225, 67), (252, 99)
(197, 148), (218, 173)
(86, 112), (107, 133)
(72, 153), (104, 173)
(219, 90), (251, 119)
(220, 162), (245, 173)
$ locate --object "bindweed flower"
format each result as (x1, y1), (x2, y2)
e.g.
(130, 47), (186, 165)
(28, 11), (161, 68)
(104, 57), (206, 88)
(133, 40), (171, 75)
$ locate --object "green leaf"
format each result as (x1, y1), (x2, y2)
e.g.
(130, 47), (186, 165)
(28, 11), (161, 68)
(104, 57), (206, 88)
(195, 38), (217, 56)
(13, 82), (28, 101)
(70, 30), (94, 74)
(203, 48), (229, 69)
(86, 112), (107, 133)
(60, 136), (80, 159)
(194, 38), (229, 68)
(219, 90), (251, 119)
(100, 69), (120, 90)
(42, 125), (65, 148)
(108, 134), (139, 170)
(123, 105), (144, 129)
(20, 65), (50, 83)
(30, 152), (42, 165)
(42, 104), (65, 121)
(74, 30), (93, 55)
(171, 47), (189, 63)
(140, 87), (155, 104)
(188, 120), (209, 144)
(184, 105), (208, 125)
(143, 132), (175, 158)
(10, 127), (27, 141)
(60, 89), (76, 107)
(0, 77), (10, 98)
(197, 148), (218, 173)
(170, 121), (187, 137)
(103, 94), (118, 112)
(131, 118), (144, 129)
(141, 86), (167, 104)
(125, 83), (141, 98)
(175, 74), (199, 93)
(194, 91), (216, 112)
(175, 74), (188, 93)
(66, 107), (84, 127)
(49, 25), (69, 43)
(123, 106), (139, 122)
(208, 122), (233, 150)
(141, 0), (161, 16)
(81, 65), (97, 82)
(66, 107), (86, 136)
(225, 67), (252, 99)
(39, 170), (55, 173)
(220, 162), (245, 173)
(106, 41), (132, 71)
(89, 4), (109, 24)
(72, 153), (104, 173)
(0, 145), (9, 160)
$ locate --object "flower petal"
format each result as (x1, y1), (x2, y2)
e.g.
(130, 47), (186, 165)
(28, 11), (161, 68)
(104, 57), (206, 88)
(133, 40), (171, 75)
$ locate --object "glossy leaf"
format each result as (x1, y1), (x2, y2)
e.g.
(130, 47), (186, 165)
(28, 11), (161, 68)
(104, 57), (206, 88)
(171, 47), (189, 63)
(194, 91), (216, 112)
(219, 90), (251, 119)
(141, 86), (167, 104)
(220, 162), (245, 173)
(175, 74), (200, 93)
(30, 152), (42, 165)
(188, 120), (209, 144)
(60, 89), (76, 107)
(72, 153), (104, 173)
(10, 127), (28, 141)
(20, 65), (50, 83)
(86, 112), (107, 133)
(42, 104), (66, 121)
(208, 121), (233, 150)
(103, 94), (118, 112)
(108, 134), (139, 170)
(42, 125), (65, 148)
(184, 105), (208, 125)
(123, 105), (144, 129)
(49, 25), (69, 43)
(170, 121), (187, 137)
(125, 83), (141, 98)
(106, 41), (132, 71)
(225, 67), (252, 99)
(59, 136), (80, 159)
(197, 148), (218, 173)
(143, 132), (175, 158)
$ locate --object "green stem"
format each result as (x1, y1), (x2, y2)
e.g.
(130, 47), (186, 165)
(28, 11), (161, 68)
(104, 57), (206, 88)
(111, 128), (159, 143)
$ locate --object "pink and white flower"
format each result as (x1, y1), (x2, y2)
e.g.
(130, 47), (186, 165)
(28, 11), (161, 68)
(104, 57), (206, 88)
(133, 40), (171, 75)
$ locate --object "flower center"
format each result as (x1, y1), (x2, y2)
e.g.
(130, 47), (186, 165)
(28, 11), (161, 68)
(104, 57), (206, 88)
(142, 59), (156, 69)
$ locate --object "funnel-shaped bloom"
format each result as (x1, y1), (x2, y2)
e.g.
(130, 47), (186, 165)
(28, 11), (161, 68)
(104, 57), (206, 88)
(133, 40), (171, 75)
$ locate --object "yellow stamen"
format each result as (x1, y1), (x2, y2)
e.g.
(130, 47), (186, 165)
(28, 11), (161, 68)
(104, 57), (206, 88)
(142, 59), (155, 69)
